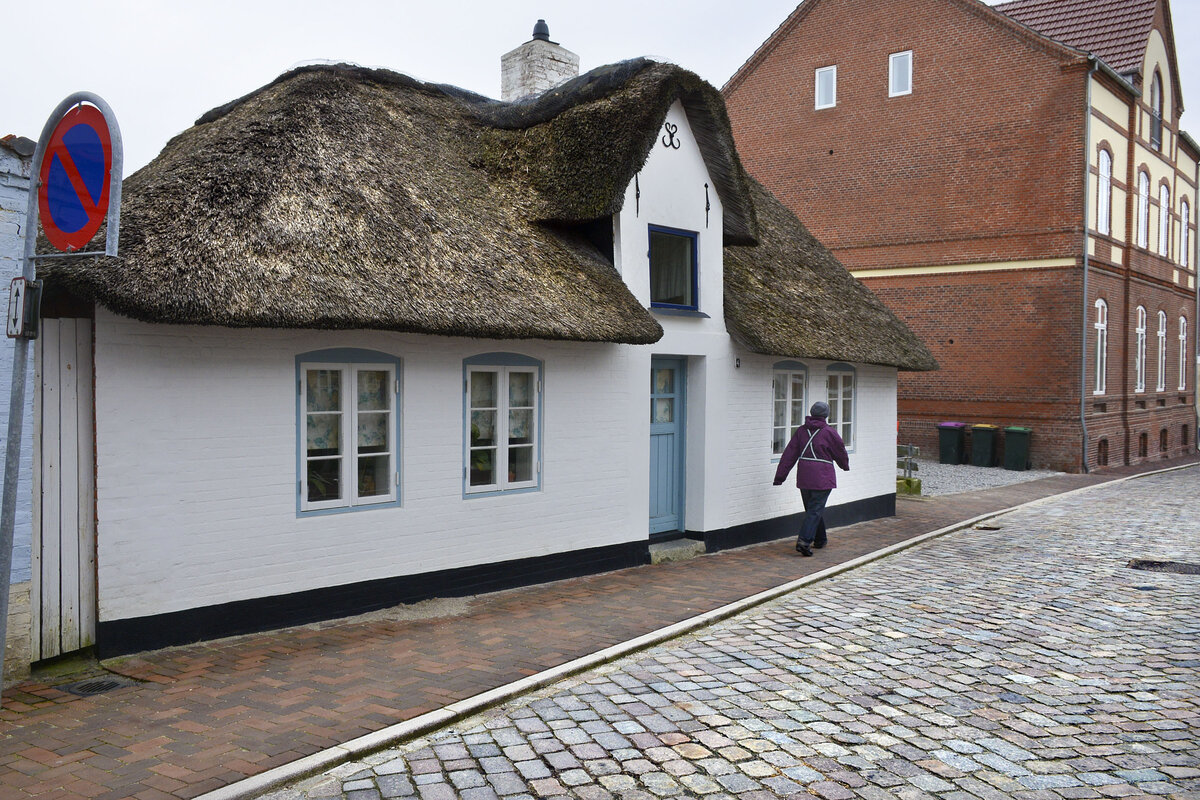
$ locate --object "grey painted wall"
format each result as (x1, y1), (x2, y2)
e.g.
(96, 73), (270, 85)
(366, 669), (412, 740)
(1, 143), (34, 584)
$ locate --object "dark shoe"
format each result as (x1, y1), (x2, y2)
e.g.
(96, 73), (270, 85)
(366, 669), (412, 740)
(796, 543), (813, 557)
(813, 541), (826, 549)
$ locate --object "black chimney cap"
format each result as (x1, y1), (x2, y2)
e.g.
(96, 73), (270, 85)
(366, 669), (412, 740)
(532, 19), (550, 41)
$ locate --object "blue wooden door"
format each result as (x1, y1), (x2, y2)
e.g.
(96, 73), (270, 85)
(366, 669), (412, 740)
(649, 358), (686, 534)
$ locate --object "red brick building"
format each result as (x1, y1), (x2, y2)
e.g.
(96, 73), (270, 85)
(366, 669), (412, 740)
(724, 0), (1198, 471)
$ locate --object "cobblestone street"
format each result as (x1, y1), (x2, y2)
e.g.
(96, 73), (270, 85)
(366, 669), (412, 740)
(268, 469), (1200, 800)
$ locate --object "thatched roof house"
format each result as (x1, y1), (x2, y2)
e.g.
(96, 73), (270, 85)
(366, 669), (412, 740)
(43, 59), (934, 369)
(28, 53), (938, 662)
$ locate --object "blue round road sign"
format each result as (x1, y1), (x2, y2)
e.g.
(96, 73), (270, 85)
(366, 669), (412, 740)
(37, 104), (113, 252)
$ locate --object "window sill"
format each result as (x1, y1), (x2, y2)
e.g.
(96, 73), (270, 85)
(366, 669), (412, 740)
(464, 485), (541, 500)
(651, 307), (710, 319)
(298, 499), (401, 517)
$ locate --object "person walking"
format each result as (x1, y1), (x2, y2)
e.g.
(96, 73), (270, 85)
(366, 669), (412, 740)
(773, 401), (850, 556)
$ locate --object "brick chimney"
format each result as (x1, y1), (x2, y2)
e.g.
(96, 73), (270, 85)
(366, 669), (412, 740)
(500, 20), (580, 101)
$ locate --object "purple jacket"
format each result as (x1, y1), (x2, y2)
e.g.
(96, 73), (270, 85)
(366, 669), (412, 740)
(773, 416), (850, 490)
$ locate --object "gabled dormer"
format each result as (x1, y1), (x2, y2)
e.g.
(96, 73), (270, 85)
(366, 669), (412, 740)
(614, 101), (725, 324)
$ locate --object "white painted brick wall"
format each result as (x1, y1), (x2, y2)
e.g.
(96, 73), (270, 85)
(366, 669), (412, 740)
(92, 312), (647, 621)
(0, 148), (33, 584)
(724, 355), (897, 529)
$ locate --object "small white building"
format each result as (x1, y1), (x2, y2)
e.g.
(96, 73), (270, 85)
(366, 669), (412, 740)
(33, 41), (935, 660)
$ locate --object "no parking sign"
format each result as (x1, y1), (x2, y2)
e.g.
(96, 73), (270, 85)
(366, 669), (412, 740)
(1, 94), (122, 688)
(38, 103), (114, 252)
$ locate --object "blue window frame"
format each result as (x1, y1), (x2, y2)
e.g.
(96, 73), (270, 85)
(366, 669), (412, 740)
(648, 225), (698, 310)
(296, 349), (402, 515)
(464, 353), (543, 497)
(826, 363), (856, 451)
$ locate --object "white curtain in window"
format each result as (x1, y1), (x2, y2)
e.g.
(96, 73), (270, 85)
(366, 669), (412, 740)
(1094, 299), (1107, 394)
(1159, 185), (1170, 257)
(1097, 150), (1111, 236)
(1157, 311), (1167, 391)
(1180, 317), (1189, 391)
(1182, 199), (1191, 268)
(1136, 306), (1146, 392)
(1138, 173), (1150, 248)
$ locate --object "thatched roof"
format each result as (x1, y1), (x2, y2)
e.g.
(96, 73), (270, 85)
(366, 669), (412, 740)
(725, 180), (938, 371)
(42, 59), (934, 368)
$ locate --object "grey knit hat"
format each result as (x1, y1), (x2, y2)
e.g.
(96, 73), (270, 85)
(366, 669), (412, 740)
(810, 401), (830, 418)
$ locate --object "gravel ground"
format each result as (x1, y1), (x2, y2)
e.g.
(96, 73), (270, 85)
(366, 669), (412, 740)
(908, 457), (1064, 496)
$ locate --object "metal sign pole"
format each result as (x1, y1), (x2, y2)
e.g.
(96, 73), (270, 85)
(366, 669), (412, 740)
(0, 92), (121, 691)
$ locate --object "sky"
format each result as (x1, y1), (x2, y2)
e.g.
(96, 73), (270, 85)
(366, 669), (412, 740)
(2, 0), (1198, 176)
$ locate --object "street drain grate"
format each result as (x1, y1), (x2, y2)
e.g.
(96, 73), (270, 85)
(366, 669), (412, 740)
(1127, 559), (1200, 575)
(60, 676), (135, 697)
(974, 523), (1002, 531)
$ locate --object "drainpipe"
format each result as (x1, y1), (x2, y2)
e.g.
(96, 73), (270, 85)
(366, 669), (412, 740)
(1080, 59), (1098, 473)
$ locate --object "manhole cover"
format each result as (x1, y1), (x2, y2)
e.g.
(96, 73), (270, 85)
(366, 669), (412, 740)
(60, 677), (135, 697)
(1127, 559), (1200, 575)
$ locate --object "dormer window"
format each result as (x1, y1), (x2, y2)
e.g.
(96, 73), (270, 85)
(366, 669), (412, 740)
(649, 225), (698, 309)
(1150, 71), (1163, 151)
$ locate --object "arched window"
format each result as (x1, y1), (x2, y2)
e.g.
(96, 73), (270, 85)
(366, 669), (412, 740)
(1159, 184), (1171, 257)
(1135, 306), (1147, 392)
(1180, 317), (1189, 391)
(1182, 199), (1191, 268)
(1093, 299), (1108, 394)
(1157, 310), (1167, 391)
(1137, 172), (1150, 248)
(826, 364), (856, 449)
(1150, 71), (1163, 150)
(772, 361), (807, 456)
(1097, 150), (1112, 236)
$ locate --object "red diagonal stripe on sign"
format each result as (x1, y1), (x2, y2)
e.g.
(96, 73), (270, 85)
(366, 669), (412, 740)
(49, 142), (103, 217)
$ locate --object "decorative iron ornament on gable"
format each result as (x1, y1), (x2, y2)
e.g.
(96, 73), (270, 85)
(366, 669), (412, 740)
(661, 122), (681, 149)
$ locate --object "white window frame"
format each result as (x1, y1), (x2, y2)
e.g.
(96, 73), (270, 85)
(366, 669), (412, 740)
(1157, 310), (1167, 391)
(1150, 70), (1164, 151)
(1179, 317), (1188, 391)
(1159, 184), (1171, 257)
(1097, 150), (1112, 236)
(1181, 198), (1191, 268)
(1135, 306), (1147, 392)
(772, 362), (807, 457)
(1137, 172), (1150, 248)
(889, 51), (913, 97)
(1094, 299), (1108, 395)
(299, 359), (399, 513)
(826, 364), (855, 450)
(815, 65), (837, 110)
(465, 356), (542, 496)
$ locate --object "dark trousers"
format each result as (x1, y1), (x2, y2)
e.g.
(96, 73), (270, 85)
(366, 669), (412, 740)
(798, 488), (831, 547)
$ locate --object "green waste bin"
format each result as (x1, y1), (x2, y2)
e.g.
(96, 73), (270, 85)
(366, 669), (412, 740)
(1003, 426), (1032, 471)
(970, 424), (998, 467)
(937, 422), (967, 464)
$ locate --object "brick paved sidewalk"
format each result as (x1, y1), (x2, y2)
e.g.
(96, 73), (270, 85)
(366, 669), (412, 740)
(2, 455), (1195, 800)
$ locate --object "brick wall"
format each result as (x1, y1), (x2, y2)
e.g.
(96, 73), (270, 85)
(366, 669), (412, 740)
(724, 0), (1197, 471)
(725, 0), (1088, 271)
(866, 266), (1085, 470)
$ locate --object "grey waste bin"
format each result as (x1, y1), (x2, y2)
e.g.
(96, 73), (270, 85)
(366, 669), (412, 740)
(1003, 426), (1032, 471)
(937, 422), (967, 464)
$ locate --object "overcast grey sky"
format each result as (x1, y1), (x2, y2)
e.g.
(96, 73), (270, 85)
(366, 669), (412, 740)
(3, 0), (1197, 176)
